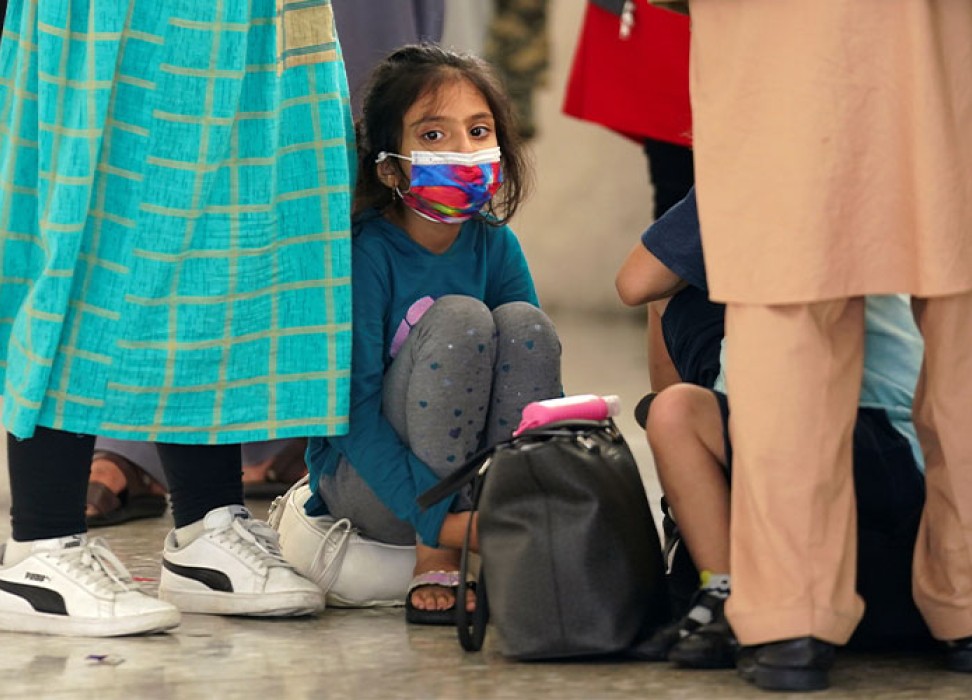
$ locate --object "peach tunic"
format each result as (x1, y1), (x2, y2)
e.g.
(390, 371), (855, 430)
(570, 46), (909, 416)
(688, 0), (972, 305)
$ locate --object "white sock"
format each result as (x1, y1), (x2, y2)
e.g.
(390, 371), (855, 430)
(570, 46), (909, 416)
(681, 571), (732, 630)
(174, 520), (206, 547)
(700, 570), (731, 599)
(1, 535), (85, 566)
(2, 539), (36, 566)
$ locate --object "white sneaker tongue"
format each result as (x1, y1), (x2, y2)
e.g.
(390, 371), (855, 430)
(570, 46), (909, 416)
(204, 505), (251, 528)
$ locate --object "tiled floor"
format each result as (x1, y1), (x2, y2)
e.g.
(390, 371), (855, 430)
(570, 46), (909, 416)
(0, 313), (970, 699)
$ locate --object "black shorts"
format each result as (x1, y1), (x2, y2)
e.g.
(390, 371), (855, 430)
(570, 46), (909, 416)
(660, 286), (725, 390)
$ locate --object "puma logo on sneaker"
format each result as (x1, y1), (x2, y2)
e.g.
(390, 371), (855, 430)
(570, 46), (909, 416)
(0, 534), (180, 637)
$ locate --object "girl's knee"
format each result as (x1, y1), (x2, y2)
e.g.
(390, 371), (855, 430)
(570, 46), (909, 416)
(493, 302), (560, 349)
(418, 296), (495, 348)
(428, 295), (492, 324)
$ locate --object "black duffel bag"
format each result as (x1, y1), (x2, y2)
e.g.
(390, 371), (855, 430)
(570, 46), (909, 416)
(419, 419), (670, 660)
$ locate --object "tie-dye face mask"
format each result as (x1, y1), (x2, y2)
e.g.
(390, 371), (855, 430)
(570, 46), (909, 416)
(376, 147), (503, 224)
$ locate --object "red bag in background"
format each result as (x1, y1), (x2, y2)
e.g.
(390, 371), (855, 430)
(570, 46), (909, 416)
(563, 1), (691, 147)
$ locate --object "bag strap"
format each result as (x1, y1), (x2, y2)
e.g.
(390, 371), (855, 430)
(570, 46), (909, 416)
(457, 473), (489, 651)
(416, 446), (494, 511)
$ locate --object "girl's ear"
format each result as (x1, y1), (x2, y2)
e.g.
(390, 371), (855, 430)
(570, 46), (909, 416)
(377, 160), (400, 190)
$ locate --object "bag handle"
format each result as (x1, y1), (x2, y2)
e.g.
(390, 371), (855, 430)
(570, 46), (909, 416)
(456, 475), (489, 651)
(416, 419), (614, 510)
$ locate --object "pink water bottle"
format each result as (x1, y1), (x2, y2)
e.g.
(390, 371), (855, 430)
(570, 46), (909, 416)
(514, 394), (622, 436)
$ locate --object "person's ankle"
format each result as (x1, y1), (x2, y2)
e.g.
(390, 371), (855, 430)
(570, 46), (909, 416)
(89, 458), (128, 492)
(699, 570), (730, 599)
(682, 571), (730, 624)
(411, 545), (466, 612)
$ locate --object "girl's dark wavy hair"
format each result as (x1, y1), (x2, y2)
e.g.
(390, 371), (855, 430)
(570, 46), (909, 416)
(353, 43), (531, 225)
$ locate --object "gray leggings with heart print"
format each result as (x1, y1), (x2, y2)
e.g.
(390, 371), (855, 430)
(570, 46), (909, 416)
(316, 295), (562, 545)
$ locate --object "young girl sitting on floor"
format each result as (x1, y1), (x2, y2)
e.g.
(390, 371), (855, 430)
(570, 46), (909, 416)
(305, 44), (562, 624)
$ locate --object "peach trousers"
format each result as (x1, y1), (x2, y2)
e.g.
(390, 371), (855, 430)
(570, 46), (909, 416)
(724, 291), (972, 645)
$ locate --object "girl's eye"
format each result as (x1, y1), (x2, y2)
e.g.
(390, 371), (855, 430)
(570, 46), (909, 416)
(470, 126), (491, 138)
(421, 130), (444, 142)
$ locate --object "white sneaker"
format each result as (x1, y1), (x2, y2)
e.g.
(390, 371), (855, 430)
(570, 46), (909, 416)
(268, 477), (415, 607)
(158, 505), (324, 616)
(0, 534), (181, 637)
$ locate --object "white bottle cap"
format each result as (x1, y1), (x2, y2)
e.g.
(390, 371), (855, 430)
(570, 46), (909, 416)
(602, 395), (621, 417)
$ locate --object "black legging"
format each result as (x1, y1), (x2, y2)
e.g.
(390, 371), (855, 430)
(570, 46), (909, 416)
(6, 428), (244, 539)
(156, 442), (243, 528)
(6, 427), (94, 541)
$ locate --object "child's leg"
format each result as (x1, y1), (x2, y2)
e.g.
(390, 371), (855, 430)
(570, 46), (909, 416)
(316, 297), (497, 547)
(641, 384), (735, 665)
(486, 302), (562, 446)
(383, 295), (497, 473)
(382, 295), (500, 613)
(647, 384), (731, 574)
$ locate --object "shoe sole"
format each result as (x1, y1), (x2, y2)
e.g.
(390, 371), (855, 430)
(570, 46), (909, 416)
(87, 494), (168, 528)
(0, 608), (180, 637)
(947, 651), (972, 673)
(753, 665), (829, 692)
(669, 652), (736, 669)
(158, 587), (323, 617)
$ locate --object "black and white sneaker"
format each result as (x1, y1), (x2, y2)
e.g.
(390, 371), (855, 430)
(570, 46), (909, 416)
(159, 505), (324, 616)
(0, 534), (181, 637)
(637, 590), (727, 661)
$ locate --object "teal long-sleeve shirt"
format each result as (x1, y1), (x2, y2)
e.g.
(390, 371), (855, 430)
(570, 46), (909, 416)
(306, 210), (540, 546)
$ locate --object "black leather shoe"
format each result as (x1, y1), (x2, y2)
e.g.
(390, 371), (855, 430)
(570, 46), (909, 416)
(742, 637), (836, 692)
(946, 636), (972, 672)
(736, 644), (759, 682)
(668, 613), (738, 669)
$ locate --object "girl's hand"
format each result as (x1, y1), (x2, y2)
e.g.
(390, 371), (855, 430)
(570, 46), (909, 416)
(438, 511), (479, 552)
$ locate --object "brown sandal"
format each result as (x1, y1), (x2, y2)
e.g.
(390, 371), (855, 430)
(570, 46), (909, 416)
(86, 451), (168, 528)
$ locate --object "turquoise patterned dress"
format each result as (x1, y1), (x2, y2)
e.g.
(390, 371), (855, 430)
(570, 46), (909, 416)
(0, 0), (354, 443)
